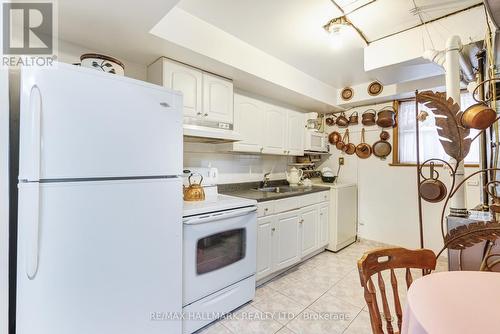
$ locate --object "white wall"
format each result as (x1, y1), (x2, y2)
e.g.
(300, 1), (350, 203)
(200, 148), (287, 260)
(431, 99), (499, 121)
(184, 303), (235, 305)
(320, 103), (480, 255)
(1, 69), (9, 334)
(184, 143), (289, 184)
(57, 39), (147, 80)
(150, 7), (339, 112)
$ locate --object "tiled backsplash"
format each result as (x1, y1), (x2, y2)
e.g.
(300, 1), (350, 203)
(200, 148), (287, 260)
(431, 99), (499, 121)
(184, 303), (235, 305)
(184, 143), (290, 184)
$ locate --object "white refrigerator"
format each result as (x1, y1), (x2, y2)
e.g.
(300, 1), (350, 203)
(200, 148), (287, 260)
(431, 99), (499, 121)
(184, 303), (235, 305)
(1, 68), (9, 334)
(16, 63), (184, 334)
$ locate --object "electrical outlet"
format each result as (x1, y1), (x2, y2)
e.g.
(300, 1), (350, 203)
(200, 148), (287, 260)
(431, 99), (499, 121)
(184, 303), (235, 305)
(338, 157), (344, 165)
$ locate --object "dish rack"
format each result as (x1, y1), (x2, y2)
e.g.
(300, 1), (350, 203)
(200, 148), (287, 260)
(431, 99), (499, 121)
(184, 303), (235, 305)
(288, 163), (320, 177)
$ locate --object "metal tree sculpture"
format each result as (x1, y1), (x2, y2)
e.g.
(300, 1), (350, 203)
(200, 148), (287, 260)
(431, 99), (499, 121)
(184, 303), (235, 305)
(415, 90), (500, 262)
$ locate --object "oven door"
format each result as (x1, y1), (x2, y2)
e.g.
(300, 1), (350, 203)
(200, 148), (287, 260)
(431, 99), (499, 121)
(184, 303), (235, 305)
(183, 206), (257, 306)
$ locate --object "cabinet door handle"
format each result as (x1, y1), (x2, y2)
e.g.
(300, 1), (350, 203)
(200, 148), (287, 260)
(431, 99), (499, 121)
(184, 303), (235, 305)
(204, 113), (209, 116)
(299, 219), (304, 224)
(271, 227), (276, 232)
(264, 208), (269, 211)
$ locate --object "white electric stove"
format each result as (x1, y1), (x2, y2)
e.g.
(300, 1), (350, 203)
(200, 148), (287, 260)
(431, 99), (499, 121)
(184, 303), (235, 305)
(181, 167), (257, 334)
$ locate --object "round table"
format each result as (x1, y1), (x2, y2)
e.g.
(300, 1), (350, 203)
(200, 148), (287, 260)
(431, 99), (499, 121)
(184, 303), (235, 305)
(402, 271), (500, 334)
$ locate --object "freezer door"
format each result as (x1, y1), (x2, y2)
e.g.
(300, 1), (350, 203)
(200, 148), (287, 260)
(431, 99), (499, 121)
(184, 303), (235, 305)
(16, 178), (183, 334)
(19, 63), (183, 181)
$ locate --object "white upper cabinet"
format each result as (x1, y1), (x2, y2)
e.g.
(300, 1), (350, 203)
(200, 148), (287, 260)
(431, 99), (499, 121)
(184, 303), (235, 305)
(147, 58), (233, 124)
(203, 72), (234, 124)
(163, 59), (202, 118)
(226, 93), (307, 156)
(286, 110), (305, 156)
(263, 104), (287, 155)
(233, 94), (265, 153)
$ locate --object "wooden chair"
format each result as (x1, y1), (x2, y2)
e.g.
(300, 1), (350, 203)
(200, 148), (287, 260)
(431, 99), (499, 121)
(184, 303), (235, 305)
(357, 247), (436, 334)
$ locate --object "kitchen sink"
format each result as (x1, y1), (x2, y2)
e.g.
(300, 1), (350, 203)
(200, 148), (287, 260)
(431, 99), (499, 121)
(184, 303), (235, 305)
(252, 186), (296, 193)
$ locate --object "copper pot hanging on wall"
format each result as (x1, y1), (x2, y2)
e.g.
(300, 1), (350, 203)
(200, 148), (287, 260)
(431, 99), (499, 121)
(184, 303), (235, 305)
(336, 112), (349, 127)
(348, 111), (359, 125)
(376, 106), (397, 128)
(325, 115), (337, 126)
(361, 109), (377, 126)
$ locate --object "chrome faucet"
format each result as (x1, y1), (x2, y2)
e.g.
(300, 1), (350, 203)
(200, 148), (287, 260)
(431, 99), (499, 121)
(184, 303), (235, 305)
(260, 172), (271, 188)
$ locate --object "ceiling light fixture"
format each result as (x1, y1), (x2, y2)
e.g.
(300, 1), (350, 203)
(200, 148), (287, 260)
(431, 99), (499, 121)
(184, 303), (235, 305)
(323, 1), (370, 46)
(323, 16), (350, 33)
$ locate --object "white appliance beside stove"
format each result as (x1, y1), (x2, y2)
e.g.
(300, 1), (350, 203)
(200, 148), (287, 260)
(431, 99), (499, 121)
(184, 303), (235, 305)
(182, 168), (257, 334)
(312, 180), (358, 252)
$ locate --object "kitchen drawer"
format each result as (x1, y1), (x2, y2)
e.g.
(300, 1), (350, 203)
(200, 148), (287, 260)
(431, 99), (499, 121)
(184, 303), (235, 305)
(274, 196), (300, 214)
(319, 191), (330, 203)
(182, 276), (255, 334)
(300, 193), (323, 207)
(257, 201), (275, 217)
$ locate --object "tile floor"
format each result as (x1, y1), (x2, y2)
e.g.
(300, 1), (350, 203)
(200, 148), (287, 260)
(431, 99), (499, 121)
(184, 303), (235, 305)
(196, 239), (448, 334)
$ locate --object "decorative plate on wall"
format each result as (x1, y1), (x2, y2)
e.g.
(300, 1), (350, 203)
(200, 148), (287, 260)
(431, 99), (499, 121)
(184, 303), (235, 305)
(341, 87), (354, 101)
(368, 81), (383, 96)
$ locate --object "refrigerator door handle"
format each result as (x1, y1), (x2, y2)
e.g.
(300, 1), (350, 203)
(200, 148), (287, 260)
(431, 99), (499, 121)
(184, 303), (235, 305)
(25, 183), (41, 280)
(30, 85), (42, 181)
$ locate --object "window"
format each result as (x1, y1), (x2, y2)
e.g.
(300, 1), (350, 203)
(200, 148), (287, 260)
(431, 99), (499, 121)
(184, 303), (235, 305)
(395, 92), (479, 165)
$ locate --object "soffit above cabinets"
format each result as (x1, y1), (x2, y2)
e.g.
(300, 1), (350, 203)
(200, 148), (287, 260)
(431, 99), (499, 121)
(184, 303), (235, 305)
(176, 0), (484, 88)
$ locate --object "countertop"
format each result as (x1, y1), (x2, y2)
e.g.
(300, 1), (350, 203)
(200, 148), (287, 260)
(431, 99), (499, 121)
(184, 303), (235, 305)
(219, 180), (329, 202)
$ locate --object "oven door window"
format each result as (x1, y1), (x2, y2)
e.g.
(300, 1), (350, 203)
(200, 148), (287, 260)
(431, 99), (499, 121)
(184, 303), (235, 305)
(196, 229), (246, 275)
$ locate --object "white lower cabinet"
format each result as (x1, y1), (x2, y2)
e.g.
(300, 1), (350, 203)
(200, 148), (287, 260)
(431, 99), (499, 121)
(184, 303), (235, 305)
(300, 205), (318, 257)
(256, 194), (330, 281)
(256, 216), (274, 279)
(318, 203), (329, 248)
(273, 210), (301, 272)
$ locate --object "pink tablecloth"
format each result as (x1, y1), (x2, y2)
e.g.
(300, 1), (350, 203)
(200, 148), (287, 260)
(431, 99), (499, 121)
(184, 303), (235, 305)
(402, 271), (500, 334)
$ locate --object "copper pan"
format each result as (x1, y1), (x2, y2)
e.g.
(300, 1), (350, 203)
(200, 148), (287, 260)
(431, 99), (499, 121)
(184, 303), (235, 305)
(329, 131), (341, 144)
(460, 103), (497, 130)
(372, 131), (392, 159)
(356, 128), (372, 159)
(419, 162), (447, 203)
(342, 129), (356, 155)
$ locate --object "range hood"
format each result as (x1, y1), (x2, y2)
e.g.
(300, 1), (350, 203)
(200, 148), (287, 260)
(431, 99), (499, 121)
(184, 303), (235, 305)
(183, 124), (241, 143)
